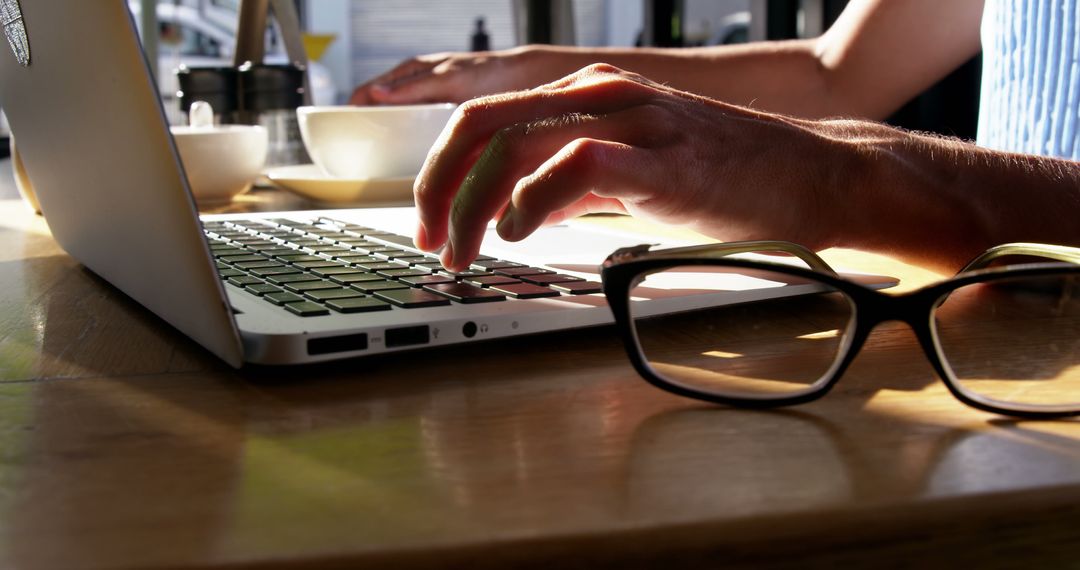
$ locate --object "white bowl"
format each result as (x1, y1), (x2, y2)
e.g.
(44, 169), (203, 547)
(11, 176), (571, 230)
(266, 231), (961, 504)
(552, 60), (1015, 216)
(171, 124), (268, 204)
(297, 103), (456, 180)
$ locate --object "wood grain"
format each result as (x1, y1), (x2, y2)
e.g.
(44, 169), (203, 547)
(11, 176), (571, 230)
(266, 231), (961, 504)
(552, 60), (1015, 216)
(0, 190), (1076, 570)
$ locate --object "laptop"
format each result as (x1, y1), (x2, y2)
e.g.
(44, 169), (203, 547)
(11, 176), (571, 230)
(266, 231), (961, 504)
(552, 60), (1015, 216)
(0, 0), (893, 367)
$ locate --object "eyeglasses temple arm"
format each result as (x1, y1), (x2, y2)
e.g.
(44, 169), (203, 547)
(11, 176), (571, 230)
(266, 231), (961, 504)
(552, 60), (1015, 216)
(609, 241), (838, 275)
(959, 242), (1080, 273)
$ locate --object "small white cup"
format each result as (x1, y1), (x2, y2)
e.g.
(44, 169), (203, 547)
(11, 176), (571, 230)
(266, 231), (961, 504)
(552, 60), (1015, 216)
(171, 101), (268, 204)
(297, 103), (456, 180)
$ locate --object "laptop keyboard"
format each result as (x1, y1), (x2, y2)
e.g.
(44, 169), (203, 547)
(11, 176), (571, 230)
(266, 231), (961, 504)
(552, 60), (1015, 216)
(202, 217), (603, 317)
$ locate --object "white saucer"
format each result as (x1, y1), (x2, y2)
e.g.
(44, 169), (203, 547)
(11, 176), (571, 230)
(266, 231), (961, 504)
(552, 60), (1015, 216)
(266, 164), (414, 206)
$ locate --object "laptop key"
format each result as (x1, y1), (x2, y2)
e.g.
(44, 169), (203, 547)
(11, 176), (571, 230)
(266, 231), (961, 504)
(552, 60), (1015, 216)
(267, 273), (321, 285)
(284, 280), (340, 293)
(414, 262), (447, 270)
(254, 246), (298, 256)
(217, 268), (245, 279)
(263, 291), (305, 305)
(311, 266), (367, 277)
(399, 274), (457, 287)
(471, 259), (525, 270)
(293, 260), (341, 269)
(353, 279), (410, 293)
(304, 287), (365, 302)
(326, 297), (393, 313)
(519, 273), (585, 285)
(550, 281), (604, 295)
(372, 248), (412, 258)
(376, 267), (430, 279)
(235, 260), (285, 270)
(307, 230), (345, 238)
(334, 238), (380, 248)
(311, 246), (353, 254)
(220, 254), (268, 264)
(329, 273), (384, 285)
(246, 283), (283, 296)
(284, 301), (330, 317)
(424, 282), (507, 303)
(493, 266), (555, 277)
(227, 275), (264, 287)
(439, 269), (492, 279)
(374, 288), (452, 308)
(250, 265), (303, 277)
(357, 261), (409, 272)
(393, 255), (434, 265)
(464, 275), (520, 287)
(334, 254), (381, 264)
(211, 247), (246, 257)
(362, 245), (403, 254)
(366, 233), (416, 248)
(489, 282), (561, 299)
(234, 239), (277, 248)
(275, 253), (324, 263)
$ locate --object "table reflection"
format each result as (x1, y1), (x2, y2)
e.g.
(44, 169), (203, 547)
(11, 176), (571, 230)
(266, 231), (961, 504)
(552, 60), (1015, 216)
(1, 201), (1078, 568)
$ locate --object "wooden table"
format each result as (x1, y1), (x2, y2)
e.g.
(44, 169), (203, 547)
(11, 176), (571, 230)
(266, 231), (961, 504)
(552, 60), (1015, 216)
(0, 177), (1077, 569)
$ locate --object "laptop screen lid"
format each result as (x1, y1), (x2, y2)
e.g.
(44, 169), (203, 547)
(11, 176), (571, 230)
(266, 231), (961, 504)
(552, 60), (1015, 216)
(0, 0), (243, 365)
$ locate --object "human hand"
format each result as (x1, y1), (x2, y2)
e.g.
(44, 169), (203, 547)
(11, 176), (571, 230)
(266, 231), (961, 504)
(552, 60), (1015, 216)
(349, 48), (554, 105)
(413, 64), (848, 271)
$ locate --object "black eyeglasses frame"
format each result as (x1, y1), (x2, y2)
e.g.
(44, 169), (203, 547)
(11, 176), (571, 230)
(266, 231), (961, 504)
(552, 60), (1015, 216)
(600, 242), (1080, 419)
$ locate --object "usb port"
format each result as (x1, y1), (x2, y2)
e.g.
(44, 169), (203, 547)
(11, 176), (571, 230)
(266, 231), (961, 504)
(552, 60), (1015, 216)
(308, 333), (368, 355)
(385, 325), (430, 348)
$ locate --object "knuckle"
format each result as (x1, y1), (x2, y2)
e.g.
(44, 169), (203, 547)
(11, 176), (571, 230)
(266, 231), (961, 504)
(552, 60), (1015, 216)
(453, 99), (483, 123)
(606, 74), (648, 92)
(447, 99), (488, 136)
(564, 138), (605, 172)
(582, 62), (621, 75)
(635, 102), (669, 120)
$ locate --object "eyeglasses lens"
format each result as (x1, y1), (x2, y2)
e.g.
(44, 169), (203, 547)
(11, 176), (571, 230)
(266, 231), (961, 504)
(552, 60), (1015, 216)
(933, 273), (1080, 411)
(628, 265), (854, 399)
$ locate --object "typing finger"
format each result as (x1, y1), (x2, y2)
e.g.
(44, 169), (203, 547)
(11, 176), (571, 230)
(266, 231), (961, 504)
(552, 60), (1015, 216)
(438, 101), (677, 270)
(439, 112), (643, 270)
(497, 140), (658, 243)
(415, 65), (660, 253)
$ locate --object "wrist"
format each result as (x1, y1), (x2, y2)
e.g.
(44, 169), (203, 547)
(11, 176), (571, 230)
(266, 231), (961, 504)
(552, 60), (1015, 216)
(831, 121), (995, 270)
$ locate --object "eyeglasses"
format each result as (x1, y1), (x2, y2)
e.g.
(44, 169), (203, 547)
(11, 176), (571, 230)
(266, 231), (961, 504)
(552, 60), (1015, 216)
(600, 241), (1080, 418)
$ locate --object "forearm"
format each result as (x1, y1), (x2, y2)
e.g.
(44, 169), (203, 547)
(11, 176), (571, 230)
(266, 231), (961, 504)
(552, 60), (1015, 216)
(518, 42), (841, 118)
(830, 121), (1080, 272)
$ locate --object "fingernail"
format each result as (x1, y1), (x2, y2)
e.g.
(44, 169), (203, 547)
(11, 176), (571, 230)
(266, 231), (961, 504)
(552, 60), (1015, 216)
(372, 83), (391, 94)
(496, 210), (518, 240)
(414, 221), (429, 250)
(441, 241), (455, 270)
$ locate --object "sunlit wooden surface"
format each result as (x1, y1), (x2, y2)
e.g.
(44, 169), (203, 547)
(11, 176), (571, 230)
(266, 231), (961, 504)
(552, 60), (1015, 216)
(0, 175), (1077, 570)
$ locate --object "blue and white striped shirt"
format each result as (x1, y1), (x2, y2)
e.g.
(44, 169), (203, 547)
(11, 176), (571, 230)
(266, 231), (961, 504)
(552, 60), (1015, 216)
(977, 0), (1080, 160)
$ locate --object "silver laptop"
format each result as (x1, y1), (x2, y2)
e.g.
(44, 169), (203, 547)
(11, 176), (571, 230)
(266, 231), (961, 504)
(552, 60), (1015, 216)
(0, 0), (892, 366)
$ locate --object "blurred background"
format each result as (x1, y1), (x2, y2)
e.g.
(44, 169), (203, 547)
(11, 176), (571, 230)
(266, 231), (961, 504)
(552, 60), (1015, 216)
(0, 0), (980, 155)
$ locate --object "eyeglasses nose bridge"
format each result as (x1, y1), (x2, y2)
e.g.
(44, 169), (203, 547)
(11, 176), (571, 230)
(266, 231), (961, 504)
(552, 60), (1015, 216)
(853, 288), (933, 329)
(848, 288), (945, 369)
